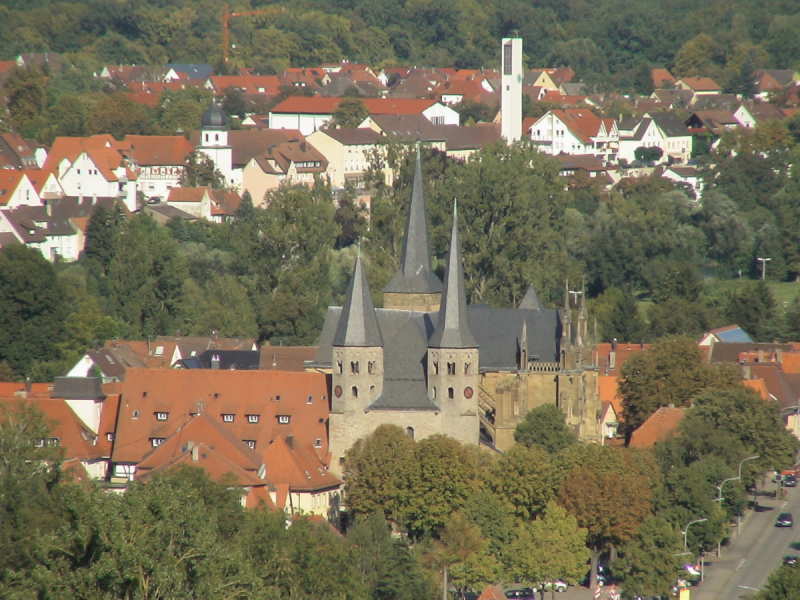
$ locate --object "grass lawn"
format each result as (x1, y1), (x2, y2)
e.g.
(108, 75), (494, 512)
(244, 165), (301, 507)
(703, 279), (800, 307)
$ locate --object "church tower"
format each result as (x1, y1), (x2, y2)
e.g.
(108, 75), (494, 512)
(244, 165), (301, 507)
(501, 37), (523, 142)
(428, 203), (479, 443)
(383, 150), (443, 312)
(198, 101), (234, 187)
(329, 253), (384, 466)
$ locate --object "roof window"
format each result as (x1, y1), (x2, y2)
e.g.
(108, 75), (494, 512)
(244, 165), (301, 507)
(222, 413), (234, 423)
(154, 345), (164, 356)
(247, 414), (259, 424)
(151, 438), (165, 447)
(155, 412), (168, 421)
(278, 415), (290, 424)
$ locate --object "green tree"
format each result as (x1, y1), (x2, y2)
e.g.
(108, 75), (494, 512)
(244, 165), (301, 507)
(514, 404), (577, 454)
(331, 97), (369, 128)
(755, 563), (800, 600)
(5, 65), (46, 134)
(221, 86), (247, 120)
(488, 445), (555, 521)
(88, 91), (152, 139)
(611, 515), (683, 598)
(83, 202), (125, 276)
(508, 501), (590, 593)
(0, 245), (67, 378)
(619, 337), (740, 439)
(182, 151), (226, 189)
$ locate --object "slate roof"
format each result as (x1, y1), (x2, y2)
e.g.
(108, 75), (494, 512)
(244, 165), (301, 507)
(195, 350), (262, 370)
(166, 63), (214, 80)
(518, 285), (545, 310)
(259, 346), (317, 371)
(429, 205), (477, 349)
(384, 151), (442, 295)
(334, 254), (383, 347)
(650, 112), (691, 137)
(706, 342), (792, 364)
(321, 128), (383, 145)
(52, 377), (104, 400)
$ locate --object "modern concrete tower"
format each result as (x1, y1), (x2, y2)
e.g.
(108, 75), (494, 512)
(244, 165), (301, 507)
(501, 37), (523, 142)
(382, 149), (443, 312)
(428, 203), (479, 441)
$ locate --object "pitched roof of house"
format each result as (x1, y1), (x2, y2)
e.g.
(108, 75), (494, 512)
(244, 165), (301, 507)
(252, 140), (328, 175)
(0, 171), (25, 206)
(547, 109), (617, 144)
(167, 187), (210, 203)
(258, 346), (318, 371)
(629, 406), (686, 447)
(166, 63), (214, 80)
(43, 136), (129, 183)
(742, 378), (771, 400)
(261, 434), (341, 492)
(367, 114), (446, 141)
(0, 132), (40, 169)
(650, 112), (691, 137)
(597, 375), (624, 419)
(51, 377), (104, 400)
(477, 585), (507, 600)
(112, 369), (330, 465)
(124, 135), (194, 166)
(740, 362), (800, 411)
(319, 128), (383, 145)
(706, 342), (793, 364)
(596, 342), (650, 376)
(748, 103), (787, 122)
(705, 324), (754, 344)
(679, 77), (722, 92)
(651, 89), (693, 107)
(651, 68), (676, 88)
(20, 169), (59, 196)
(207, 74), (281, 95)
(189, 128), (305, 168)
(270, 96), (438, 116)
(105, 340), (179, 368)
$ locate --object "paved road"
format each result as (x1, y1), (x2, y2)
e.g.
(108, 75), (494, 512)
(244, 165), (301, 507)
(692, 485), (800, 600)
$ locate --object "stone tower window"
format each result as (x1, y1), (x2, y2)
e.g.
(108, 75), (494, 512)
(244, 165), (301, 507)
(464, 362), (471, 375)
(432, 387), (437, 399)
(336, 361), (343, 374)
(448, 387), (454, 399)
(370, 385), (376, 398)
(351, 386), (358, 398)
(368, 361), (376, 375)
(447, 362), (456, 375)
(433, 361), (439, 375)
(406, 427), (415, 440)
(350, 361), (360, 374)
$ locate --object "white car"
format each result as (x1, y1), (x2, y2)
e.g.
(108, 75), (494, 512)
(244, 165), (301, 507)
(534, 581), (568, 593)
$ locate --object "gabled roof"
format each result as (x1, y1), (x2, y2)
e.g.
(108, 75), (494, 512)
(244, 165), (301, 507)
(270, 96), (438, 116)
(542, 109), (618, 144)
(52, 377), (104, 400)
(518, 285), (545, 310)
(678, 77), (722, 92)
(207, 74), (281, 95)
(651, 68), (676, 88)
(598, 375), (624, 419)
(261, 435), (341, 492)
(0, 171), (26, 206)
(740, 362), (800, 411)
(259, 346), (318, 371)
(0, 132), (40, 169)
(124, 135), (194, 166)
(650, 112), (691, 137)
(166, 63), (214, 80)
(629, 406), (686, 447)
(189, 128), (305, 168)
(21, 169), (60, 197)
(596, 342), (650, 377)
(112, 369), (330, 465)
(43, 136), (128, 183)
(317, 128), (383, 146)
(167, 187), (211, 203)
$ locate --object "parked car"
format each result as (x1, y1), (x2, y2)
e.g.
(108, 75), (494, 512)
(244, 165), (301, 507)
(776, 513), (794, 528)
(146, 196), (161, 204)
(505, 589), (536, 600)
(785, 474), (797, 487)
(784, 555), (798, 566)
(534, 581), (568, 593)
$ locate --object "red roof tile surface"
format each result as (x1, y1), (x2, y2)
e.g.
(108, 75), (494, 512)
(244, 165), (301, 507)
(629, 406), (686, 447)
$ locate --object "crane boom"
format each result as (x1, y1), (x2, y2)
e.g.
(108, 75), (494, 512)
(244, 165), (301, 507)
(222, 5), (285, 63)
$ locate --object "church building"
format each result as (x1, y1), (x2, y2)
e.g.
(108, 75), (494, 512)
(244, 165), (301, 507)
(311, 152), (601, 474)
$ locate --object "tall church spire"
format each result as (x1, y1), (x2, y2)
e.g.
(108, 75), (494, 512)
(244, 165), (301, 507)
(383, 149), (443, 296)
(429, 202), (476, 349)
(333, 252), (382, 347)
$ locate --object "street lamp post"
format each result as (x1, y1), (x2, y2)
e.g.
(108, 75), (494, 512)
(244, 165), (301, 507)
(738, 455), (760, 529)
(682, 518), (708, 551)
(756, 257), (771, 280)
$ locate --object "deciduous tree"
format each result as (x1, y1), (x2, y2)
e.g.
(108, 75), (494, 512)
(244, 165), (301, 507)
(514, 404), (577, 454)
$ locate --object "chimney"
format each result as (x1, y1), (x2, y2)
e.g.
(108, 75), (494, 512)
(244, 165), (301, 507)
(300, 141), (307, 152)
(211, 355), (220, 370)
(611, 338), (617, 350)
(286, 435), (294, 449)
(758, 349), (764, 363)
(25, 377), (32, 394)
(272, 354), (277, 367)
(147, 338), (151, 356)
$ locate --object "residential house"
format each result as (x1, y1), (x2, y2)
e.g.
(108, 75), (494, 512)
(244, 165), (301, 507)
(617, 112), (693, 164)
(754, 69), (798, 101)
(651, 68), (676, 89)
(42, 135), (138, 211)
(360, 114), (447, 152)
(23, 169), (65, 201)
(163, 187), (242, 221)
(658, 165), (704, 197)
(690, 94), (741, 111)
(110, 368), (330, 482)
(650, 89), (693, 109)
(124, 135), (195, 201)
(528, 109), (619, 161)
(260, 346), (318, 371)
(177, 350), (262, 371)
(748, 103), (789, 124)
(555, 154), (613, 181)
(16, 52), (61, 71)
(269, 97), (459, 136)
(685, 110), (742, 137)
(617, 117), (665, 164)
(165, 63), (215, 80)
(204, 74), (281, 96)
(0, 132), (45, 169)
(698, 325), (754, 346)
(628, 405), (686, 447)
(306, 128), (385, 188)
(522, 70), (558, 90)
(733, 104), (757, 129)
(0, 170), (40, 208)
(676, 77), (722, 98)
(599, 401), (620, 441)
(241, 139), (329, 203)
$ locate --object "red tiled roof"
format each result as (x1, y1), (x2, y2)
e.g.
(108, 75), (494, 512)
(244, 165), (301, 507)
(629, 406), (686, 447)
(679, 77), (722, 92)
(167, 187), (209, 203)
(596, 342), (651, 377)
(270, 96), (438, 115)
(598, 375), (624, 419)
(651, 69), (676, 88)
(125, 135), (194, 166)
(112, 369), (330, 466)
(549, 109), (616, 144)
(0, 171), (25, 206)
(208, 75), (281, 95)
(478, 585), (507, 600)
(259, 347), (317, 371)
(261, 435), (340, 492)
(20, 169), (57, 196)
(742, 379), (770, 400)
(125, 92), (160, 108)
(43, 136), (127, 183)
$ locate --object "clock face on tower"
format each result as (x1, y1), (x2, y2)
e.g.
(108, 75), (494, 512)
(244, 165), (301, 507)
(334, 385), (343, 398)
(464, 387), (474, 399)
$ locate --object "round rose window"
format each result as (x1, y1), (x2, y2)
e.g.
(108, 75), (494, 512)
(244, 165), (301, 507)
(464, 387), (474, 399)
(334, 385), (343, 398)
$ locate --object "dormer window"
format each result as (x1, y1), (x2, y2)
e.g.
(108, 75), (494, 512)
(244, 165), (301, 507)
(151, 438), (165, 447)
(155, 412), (168, 421)
(222, 414), (234, 423)
(277, 415), (290, 424)
(132, 410), (139, 419)
(154, 345), (164, 356)
(307, 395), (313, 404)
(247, 414), (259, 424)
(243, 440), (256, 449)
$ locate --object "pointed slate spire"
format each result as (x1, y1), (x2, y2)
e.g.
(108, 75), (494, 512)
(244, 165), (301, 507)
(429, 202), (477, 349)
(383, 148), (443, 295)
(519, 318), (529, 370)
(518, 284), (544, 310)
(333, 252), (383, 347)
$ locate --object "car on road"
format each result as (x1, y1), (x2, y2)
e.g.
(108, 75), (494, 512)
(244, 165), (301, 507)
(504, 589), (536, 600)
(784, 555), (798, 566)
(785, 474), (797, 487)
(776, 512), (794, 527)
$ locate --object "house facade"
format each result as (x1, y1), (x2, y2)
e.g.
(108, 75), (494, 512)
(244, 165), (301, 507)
(529, 109), (619, 161)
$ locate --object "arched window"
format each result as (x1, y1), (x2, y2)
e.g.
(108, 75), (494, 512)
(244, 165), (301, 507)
(432, 387), (437, 399)
(351, 386), (358, 398)
(464, 362), (471, 375)
(406, 427), (415, 440)
(448, 387), (454, 399)
(447, 362), (456, 375)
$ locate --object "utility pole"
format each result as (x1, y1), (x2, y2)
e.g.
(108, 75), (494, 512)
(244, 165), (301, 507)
(756, 257), (771, 280)
(442, 568), (448, 600)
